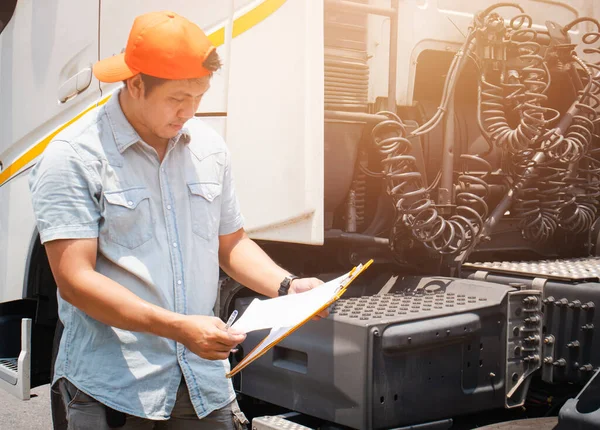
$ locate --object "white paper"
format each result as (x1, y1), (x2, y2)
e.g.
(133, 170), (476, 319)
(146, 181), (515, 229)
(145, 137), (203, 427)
(227, 262), (371, 377)
(231, 272), (350, 334)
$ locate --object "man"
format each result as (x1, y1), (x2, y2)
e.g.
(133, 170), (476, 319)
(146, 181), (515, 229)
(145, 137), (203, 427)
(29, 11), (323, 430)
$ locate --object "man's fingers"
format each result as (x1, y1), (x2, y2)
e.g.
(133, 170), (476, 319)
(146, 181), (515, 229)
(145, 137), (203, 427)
(197, 342), (238, 359)
(213, 343), (238, 353)
(223, 332), (246, 344)
(291, 277), (325, 294)
(310, 307), (330, 321)
(211, 328), (245, 347)
(227, 328), (246, 338)
(213, 339), (238, 350)
(183, 316), (247, 361)
(212, 317), (246, 341)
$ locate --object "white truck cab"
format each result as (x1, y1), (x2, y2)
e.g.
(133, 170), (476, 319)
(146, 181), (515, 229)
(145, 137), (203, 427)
(1, 1), (600, 429)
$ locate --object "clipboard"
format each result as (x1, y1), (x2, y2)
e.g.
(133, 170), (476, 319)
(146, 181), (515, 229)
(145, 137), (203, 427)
(226, 259), (373, 378)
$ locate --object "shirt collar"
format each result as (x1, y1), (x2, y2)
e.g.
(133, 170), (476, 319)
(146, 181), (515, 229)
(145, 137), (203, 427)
(105, 88), (191, 154)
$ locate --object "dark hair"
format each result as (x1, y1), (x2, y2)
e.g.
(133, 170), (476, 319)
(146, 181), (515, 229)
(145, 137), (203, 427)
(124, 49), (222, 95)
(202, 49), (223, 74)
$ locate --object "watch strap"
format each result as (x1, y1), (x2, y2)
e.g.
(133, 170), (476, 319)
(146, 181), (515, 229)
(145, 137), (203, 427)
(278, 275), (299, 296)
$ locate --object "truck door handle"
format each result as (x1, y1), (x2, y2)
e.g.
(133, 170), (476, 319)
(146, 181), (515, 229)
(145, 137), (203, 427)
(58, 67), (92, 103)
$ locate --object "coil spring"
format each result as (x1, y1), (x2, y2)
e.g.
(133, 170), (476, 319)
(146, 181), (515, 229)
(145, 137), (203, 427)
(506, 25), (580, 242)
(580, 25), (600, 227)
(353, 153), (367, 227)
(456, 154), (492, 239)
(540, 113), (593, 163)
(574, 152), (600, 234)
(514, 152), (579, 242)
(540, 56), (596, 164)
(480, 24), (556, 242)
(549, 20), (600, 234)
(479, 27), (554, 155)
(576, 23), (600, 193)
(499, 14), (534, 113)
(559, 198), (597, 234)
(550, 111), (596, 233)
(559, 157), (597, 235)
(564, 24), (600, 232)
(537, 163), (567, 239)
(537, 112), (596, 237)
(372, 112), (488, 255)
(509, 149), (558, 242)
(580, 147), (600, 204)
(514, 194), (558, 242)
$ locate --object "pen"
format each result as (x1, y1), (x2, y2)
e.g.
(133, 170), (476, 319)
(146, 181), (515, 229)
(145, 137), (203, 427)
(225, 310), (238, 331)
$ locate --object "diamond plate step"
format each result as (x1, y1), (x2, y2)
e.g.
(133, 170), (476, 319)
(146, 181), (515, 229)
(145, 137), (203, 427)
(252, 414), (313, 430)
(0, 319), (31, 400)
(0, 358), (18, 385)
(463, 257), (600, 282)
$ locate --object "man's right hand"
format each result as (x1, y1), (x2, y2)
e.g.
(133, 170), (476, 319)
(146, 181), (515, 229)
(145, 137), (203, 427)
(177, 315), (246, 360)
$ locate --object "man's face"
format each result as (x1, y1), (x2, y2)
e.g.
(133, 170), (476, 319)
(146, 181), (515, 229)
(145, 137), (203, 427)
(137, 77), (211, 140)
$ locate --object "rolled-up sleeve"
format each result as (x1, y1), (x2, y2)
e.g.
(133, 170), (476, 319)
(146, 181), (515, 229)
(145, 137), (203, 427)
(28, 140), (101, 244)
(219, 150), (244, 236)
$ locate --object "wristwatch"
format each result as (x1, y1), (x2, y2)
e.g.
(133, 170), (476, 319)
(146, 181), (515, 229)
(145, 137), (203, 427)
(278, 275), (299, 296)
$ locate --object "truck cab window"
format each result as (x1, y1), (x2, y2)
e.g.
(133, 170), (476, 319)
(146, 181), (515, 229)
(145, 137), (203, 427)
(0, 0), (18, 34)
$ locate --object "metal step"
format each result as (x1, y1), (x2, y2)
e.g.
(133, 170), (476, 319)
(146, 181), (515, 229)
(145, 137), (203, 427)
(0, 358), (18, 384)
(252, 414), (453, 430)
(252, 413), (313, 430)
(0, 318), (31, 400)
(463, 256), (600, 282)
(474, 417), (558, 430)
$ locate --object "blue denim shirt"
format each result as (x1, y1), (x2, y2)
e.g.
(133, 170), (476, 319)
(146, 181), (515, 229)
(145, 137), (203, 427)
(28, 90), (244, 420)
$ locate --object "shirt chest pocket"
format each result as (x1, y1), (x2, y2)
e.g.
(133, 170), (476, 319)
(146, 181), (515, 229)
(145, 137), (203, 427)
(188, 182), (222, 240)
(103, 187), (153, 249)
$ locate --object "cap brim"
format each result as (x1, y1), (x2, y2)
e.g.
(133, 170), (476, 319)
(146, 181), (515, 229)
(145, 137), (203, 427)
(93, 53), (138, 83)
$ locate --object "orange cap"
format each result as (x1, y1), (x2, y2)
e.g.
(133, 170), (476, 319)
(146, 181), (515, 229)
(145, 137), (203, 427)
(93, 11), (215, 83)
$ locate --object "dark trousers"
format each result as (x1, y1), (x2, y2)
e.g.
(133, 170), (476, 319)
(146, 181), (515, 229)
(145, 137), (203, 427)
(53, 378), (248, 430)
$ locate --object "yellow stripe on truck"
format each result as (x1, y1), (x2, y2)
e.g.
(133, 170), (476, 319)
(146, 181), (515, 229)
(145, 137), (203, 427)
(0, 0), (288, 187)
(208, 0), (287, 45)
(0, 97), (111, 186)
(232, 0), (287, 38)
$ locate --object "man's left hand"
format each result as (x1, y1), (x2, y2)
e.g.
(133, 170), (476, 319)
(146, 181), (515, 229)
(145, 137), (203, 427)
(289, 277), (329, 319)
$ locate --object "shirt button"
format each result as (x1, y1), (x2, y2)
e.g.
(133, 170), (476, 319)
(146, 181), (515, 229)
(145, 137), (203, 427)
(207, 193), (213, 199)
(177, 280), (182, 285)
(167, 205), (172, 210)
(173, 242), (178, 248)
(127, 200), (134, 206)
